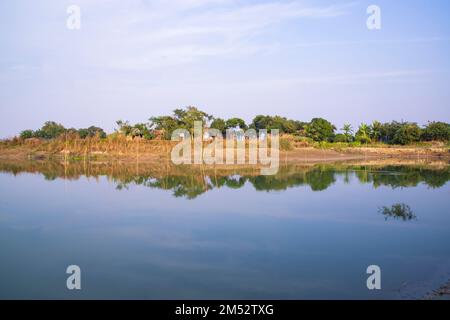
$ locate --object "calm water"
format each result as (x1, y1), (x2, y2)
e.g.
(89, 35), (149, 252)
(0, 161), (449, 299)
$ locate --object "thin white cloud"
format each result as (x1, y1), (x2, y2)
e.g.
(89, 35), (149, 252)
(291, 36), (450, 48)
(75, 1), (354, 70)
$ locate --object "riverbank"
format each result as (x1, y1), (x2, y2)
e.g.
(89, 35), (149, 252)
(0, 139), (449, 164)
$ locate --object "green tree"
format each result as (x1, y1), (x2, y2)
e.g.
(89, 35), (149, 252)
(250, 115), (271, 130)
(355, 123), (371, 144)
(210, 118), (226, 134)
(116, 120), (133, 136)
(173, 106), (212, 132)
(421, 121), (450, 142)
(333, 133), (348, 143)
(34, 121), (66, 139)
(20, 130), (34, 139)
(225, 118), (247, 130)
(379, 121), (403, 144)
(392, 123), (421, 145)
(78, 126), (106, 139)
(341, 123), (353, 142)
(305, 118), (336, 142)
(250, 115), (305, 134)
(370, 121), (383, 142)
(149, 116), (180, 140)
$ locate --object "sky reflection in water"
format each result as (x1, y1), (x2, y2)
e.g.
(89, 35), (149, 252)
(0, 161), (449, 299)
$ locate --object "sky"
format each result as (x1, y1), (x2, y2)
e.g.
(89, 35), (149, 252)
(0, 0), (449, 137)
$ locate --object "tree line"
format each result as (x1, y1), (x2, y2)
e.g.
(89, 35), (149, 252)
(19, 106), (450, 145)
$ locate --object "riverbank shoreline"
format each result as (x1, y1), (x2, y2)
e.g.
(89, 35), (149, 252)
(0, 142), (448, 164)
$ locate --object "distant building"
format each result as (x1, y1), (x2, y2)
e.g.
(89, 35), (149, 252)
(227, 125), (245, 141)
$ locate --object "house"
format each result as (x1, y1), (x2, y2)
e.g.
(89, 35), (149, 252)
(227, 125), (245, 141)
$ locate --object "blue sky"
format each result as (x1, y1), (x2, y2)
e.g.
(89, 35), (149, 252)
(0, 0), (449, 137)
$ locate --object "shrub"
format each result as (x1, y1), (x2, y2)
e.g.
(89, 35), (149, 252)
(20, 130), (34, 139)
(304, 118), (336, 142)
(421, 121), (450, 142)
(392, 123), (421, 145)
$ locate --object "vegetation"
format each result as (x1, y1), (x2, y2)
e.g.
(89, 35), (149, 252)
(9, 106), (450, 147)
(20, 121), (106, 140)
(0, 160), (447, 200)
(304, 118), (336, 142)
(421, 121), (450, 142)
(379, 203), (416, 221)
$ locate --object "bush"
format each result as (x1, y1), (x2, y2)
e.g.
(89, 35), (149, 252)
(305, 118), (336, 142)
(77, 126), (106, 139)
(34, 121), (66, 139)
(20, 130), (34, 139)
(421, 121), (450, 142)
(392, 123), (421, 145)
(333, 134), (348, 143)
(356, 135), (371, 144)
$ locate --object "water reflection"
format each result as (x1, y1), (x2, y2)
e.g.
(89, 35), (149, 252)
(0, 160), (448, 199)
(379, 203), (417, 221)
(0, 159), (449, 299)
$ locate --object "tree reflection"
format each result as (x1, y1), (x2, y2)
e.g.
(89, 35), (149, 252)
(379, 203), (417, 221)
(0, 160), (448, 199)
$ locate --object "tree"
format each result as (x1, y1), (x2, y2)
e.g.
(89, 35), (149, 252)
(149, 116), (180, 140)
(173, 106), (212, 132)
(392, 122), (421, 145)
(210, 118), (226, 134)
(250, 115), (305, 134)
(334, 133), (348, 143)
(132, 123), (154, 139)
(251, 115), (271, 130)
(34, 121), (66, 139)
(116, 120), (133, 136)
(150, 106), (212, 139)
(370, 121), (383, 142)
(305, 118), (336, 142)
(20, 130), (34, 139)
(355, 123), (371, 144)
(78, 126), (106, 139)
(421, 121), (450, 142)
(225, 118), (247, 130)
(379, 121), (403, 143)
(341, 123), (353, 142)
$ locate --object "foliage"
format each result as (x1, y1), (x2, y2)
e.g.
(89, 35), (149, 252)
(370, 121), (383, 142)
(10, 110), (450, 146)
(392, 122), (421, 145)
(333, 133), (348, 143)
(20, 130), (34, 139)
(421, 121), (450, 142)
(34, 121), (66, 139)
(116, 120), (154, 139)
(149, 116), (180, 140)
(150, 106), (212, 139)
(78, 126), (107, 139)
(355, 123), (371, 144)
(379, 203), (416, 221)
(250, 115), (305, 134)
(225, 118), (247, 130)
(341, 123), (353, 142)
(210, 118), (226, 134)
(304, 118), (336, 142)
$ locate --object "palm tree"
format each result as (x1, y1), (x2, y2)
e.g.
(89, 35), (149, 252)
(370, 121), (382, 142)
(356, 123), (371, 144)
(341, 123), (353, 142)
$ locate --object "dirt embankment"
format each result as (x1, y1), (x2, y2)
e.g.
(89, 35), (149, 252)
(0, 140), (448, 164)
